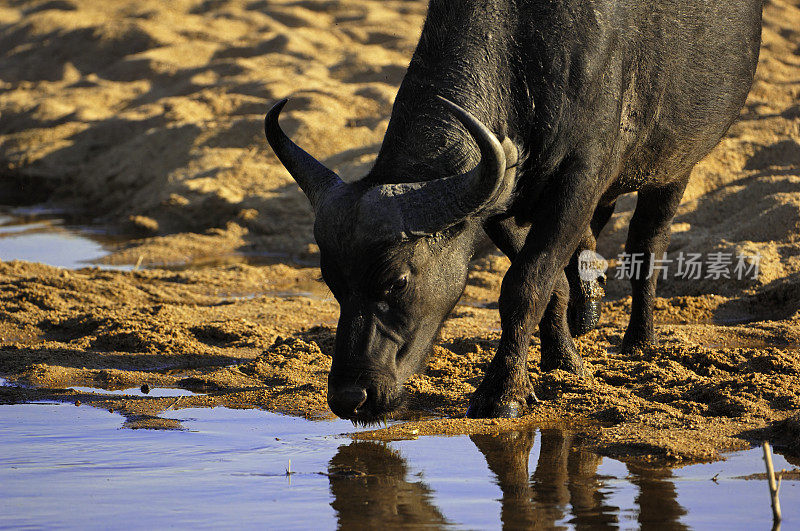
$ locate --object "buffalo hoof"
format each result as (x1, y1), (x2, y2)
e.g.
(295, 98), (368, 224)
(541, 346), (588, 377)
(621, 333), (657, 353)
(621, 321), (657, 352)
(467, 400), (516, 418)
(466, 374), (539, 419)
(540, 331), (588, 377)
(567, 276), (605, 337)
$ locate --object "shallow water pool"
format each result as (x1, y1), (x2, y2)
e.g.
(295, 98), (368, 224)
(0, 403), (796, 529)
(0, 206), (127, 270)
(0, 206), (309, 271)
(69, 385), (200, 398)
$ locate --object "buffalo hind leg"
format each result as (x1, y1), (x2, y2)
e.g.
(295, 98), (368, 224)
(540, 271), (587, 376)
(565, 201), (616, 337)
(622, 179), (688, 350)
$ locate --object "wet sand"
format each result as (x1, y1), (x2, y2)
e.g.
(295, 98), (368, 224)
(1, 259), (798, 462)
(1, 0), (799, 463)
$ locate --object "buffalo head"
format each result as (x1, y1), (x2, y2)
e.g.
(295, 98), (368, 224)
(265, 96), (515, 423)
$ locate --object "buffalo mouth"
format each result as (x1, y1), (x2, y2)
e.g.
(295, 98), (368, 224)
(327, 384), (405, 426)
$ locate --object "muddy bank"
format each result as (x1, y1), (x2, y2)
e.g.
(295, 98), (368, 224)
(1, 260), (799, 462)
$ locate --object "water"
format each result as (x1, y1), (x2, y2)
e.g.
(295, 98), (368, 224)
(0, 206), (313, 272)
(69, 385), (200, 398)
(0, 403), (796, 529)
(0, 206), (127, 270)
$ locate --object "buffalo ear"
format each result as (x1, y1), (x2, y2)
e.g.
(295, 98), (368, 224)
(492, 136), (519, 208)
(365, 96), (510, 237)
(502, 136), (518, 169)
(265, 99), (345, 212)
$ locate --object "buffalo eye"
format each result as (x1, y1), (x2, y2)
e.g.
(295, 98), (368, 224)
(384, 274), (408, 297)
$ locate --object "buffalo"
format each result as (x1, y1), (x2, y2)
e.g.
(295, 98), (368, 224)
(266, 0), (763, 421)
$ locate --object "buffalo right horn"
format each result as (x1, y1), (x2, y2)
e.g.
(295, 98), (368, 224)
(265, 99), (344, 211)
(364, 96), (508, 237)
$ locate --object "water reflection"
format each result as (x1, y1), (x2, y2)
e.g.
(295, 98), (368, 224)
(2, 404), (797, 528)
(328, 441), (451, 528)
(475, 429), (621, 528)
(627, 463), (688, 529)
(328, 428), (690, 529)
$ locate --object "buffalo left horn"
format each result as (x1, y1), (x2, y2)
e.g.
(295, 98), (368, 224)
(265, 98), (345, 212)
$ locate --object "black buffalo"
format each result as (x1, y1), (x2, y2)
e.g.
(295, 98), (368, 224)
(266, 0), (762, 421)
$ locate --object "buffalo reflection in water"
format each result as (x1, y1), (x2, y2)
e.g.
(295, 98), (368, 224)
(327, 429), (687, 529)
(327, 441), (451, 528)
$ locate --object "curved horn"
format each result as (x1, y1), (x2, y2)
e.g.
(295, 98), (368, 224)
(433, 96), (507, 214)
(265, 98), (344, 211)
(369, 96), (507, 237)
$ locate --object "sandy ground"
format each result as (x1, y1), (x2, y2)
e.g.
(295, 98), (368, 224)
(1, 0), (799, 463)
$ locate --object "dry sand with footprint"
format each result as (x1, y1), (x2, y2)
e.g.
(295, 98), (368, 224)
(1, 0), (799, 462)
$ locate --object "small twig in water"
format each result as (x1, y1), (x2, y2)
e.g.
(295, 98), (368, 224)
(285, 459), (293, 476)
(165, 395), (182, 411)
(762, 441), (782, 524)
(134, 254), (144, 270)
(710, 473), (720, 484)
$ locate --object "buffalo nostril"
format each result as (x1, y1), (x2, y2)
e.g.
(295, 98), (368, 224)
(328, 386), (368, 418)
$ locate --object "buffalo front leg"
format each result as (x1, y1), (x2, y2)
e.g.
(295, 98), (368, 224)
(622, 179), (688, 350)
(485, 217), (585, 378)
(491, 209), (615, 341)
(469, 181), (600, 418)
